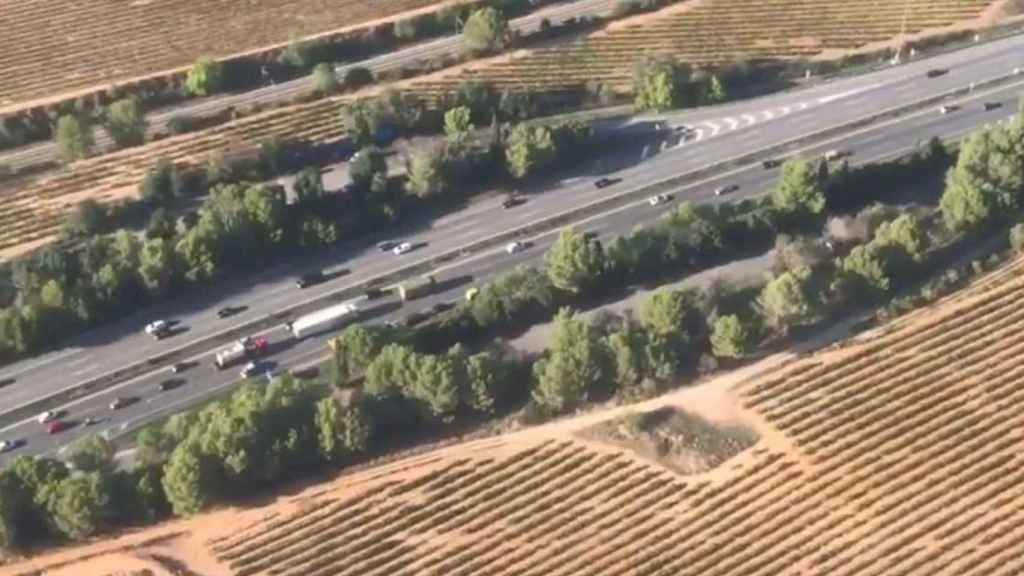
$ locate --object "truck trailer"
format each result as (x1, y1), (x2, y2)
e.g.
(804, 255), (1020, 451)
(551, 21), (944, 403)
(397, 275), (437, 301)
(215, 336), (269, 369)
(287, 301), (361, 339)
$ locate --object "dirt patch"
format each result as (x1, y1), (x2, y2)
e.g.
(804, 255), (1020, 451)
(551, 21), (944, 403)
(580, 406), (758, 476)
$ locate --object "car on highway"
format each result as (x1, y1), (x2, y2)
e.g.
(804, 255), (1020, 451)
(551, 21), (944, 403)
(393, 242), (414, 256)
(594, 178), (616, 189)
(109, 397), (133, 410)
(502, 195), (526, 209)
(0, 440), (16, 453)
(37, 410), (59, 424)
(0, 377), (15, 389)
(377, 240), (399, 252)
(296, 270), (326, 289)
(83, 417), (100, 427)
(47, 421), (70, 435)
(983, 101), (1003, 111)
(823, 149), (850, 161)
(170, 361), (191, 374)
(762, 159), (783, 169)
(925, 69), (948, 78)
(144, 320), (171, 339)
(648, 194), (671, 207)
(217, 306), (241, 319)
(158, 378), (184, 392)
(715, 184), (740, 196)
(240, 361), (268, 379)
(938, 105), (960, 115)
(506, 241), (527, 255)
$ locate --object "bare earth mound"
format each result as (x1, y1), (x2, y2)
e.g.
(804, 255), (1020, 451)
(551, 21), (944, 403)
(580, 406), (758, 476)
(0, 0), (444, 113)
(7, 257), (1024, 575)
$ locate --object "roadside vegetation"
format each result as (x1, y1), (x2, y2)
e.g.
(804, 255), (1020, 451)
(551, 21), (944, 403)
(4, 110), (1024, 553)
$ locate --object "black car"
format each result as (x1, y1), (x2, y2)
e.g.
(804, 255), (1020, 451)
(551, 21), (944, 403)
(377, 241), (399, 252)
(762, 159), (783, 169)
(594, 178), (615, 189)
(158, 378), (184, 392)
(502, 196), (526, 209)
(216, 306), (240, 319)
(364, 287), (389, 300)
(925, 69), (948, 78)
(296, 271), (325, 289)
(983, 101), (1003, 111)
(0, 377), (14, 389)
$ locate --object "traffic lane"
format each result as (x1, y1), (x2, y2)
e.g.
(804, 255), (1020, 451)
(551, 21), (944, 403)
(3, 49), (1022, 414)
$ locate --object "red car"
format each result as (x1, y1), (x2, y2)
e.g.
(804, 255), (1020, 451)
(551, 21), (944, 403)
(46, 420), (69, 435)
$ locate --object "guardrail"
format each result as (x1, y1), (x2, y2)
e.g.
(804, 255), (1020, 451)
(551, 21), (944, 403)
(1, 66), (1020, 430)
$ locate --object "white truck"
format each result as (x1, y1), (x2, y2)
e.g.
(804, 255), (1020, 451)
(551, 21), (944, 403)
(215, 336), (269, 370)
(286, 301), (361, 339)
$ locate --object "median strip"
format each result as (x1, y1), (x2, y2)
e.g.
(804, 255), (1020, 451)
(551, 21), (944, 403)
(1, 67), (1019, 429)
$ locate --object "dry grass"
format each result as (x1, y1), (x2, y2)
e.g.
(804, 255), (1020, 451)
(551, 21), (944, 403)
(7, 255), (1024, 576)
(0, 0), (448, 114)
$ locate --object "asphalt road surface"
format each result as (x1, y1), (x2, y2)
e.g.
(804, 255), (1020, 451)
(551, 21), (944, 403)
(3, 74), (1021, 463)
(2, 34), (1024, 461)
(0, 0), (617, 171)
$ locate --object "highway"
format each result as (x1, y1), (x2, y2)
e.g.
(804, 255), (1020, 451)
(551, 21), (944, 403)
(0, 0), (617, 171)
(0, 33), (1023, 462)
(3, 72), (1021, 463)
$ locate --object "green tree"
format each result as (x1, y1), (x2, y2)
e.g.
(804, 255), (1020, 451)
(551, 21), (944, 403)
(136, 426), (174, 467)
(545, 228), (605, 294)
(327, 324), (387, 385)
(68, 434), (115, 475)
(343, 66), (374, 91)
(186, 57), (223, 96)
(315, 398), (371, 461)
(639, 288), (700, 339)
(311, 63), (339, 96)
(705, 74), (727, 104)
(350, 146), (388, 190)
(463, 7), (509, 55)
(871, 213), (927, 262)
(63, 199), (108, 238)
(411, 354), (462, 421)
(405, 145), (448, 198)
(45, 473), (110, 540)
(292, 166), (325, 205)
(105, 97), (147, 148)
(772, 159), (826, 223)
(139, 159), (181, 205)
(463, 349), (509, 413)
(836, 244), (890, 298)
(39, 279), (65, 309)
(146, 208), (177, 240)
(632, 58), (689, 112)
(162, 442), (213, 516)
(279, 37), (316, 70)
(1011, 223), (1024, 254)
(757, 266), (814, 332)
(532, 309), (610, 414)
(505, 123), (556, 179)
(444, 105), (473, 144)
(139, 236), (178, 295)
(710, 314), (752, 359)
(364, 343), (419, 398)
(56, 115), (93, 162)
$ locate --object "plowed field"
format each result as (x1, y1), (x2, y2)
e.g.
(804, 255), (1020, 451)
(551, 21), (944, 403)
(0, 0), (443, 112)
(411, 0), (995, 94)
(8, 255), (1024, 576)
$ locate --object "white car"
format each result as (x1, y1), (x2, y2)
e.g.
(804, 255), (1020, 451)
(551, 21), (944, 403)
(506, 241), (527, 255)
(648, 194), (670, 207)
(37, 410), (57, 424)
(939, 105), (951, 115)
(0, 440), (14, 453)
(145, 320), (170, 338)
(240, 362), (261, 379)
(392, 242), (413, 256)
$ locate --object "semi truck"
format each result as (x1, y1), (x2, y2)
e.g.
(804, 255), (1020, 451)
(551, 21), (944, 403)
(286, 301), (361, 339)
(215, 336), (269, 370)
(397, 275), (437, 302)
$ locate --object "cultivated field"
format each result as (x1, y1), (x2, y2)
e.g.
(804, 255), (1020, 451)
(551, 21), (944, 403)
(0, 0), (444, 113)
(0, 0), (1000, 260)
(7, 255), (1024, 576)
(412, 0), (996, 94)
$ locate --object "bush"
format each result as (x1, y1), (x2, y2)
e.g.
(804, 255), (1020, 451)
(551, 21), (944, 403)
(311, 63), (339, 96)
(105, 97), (147, 148)
(343, 66), (374, 91)
(55, 115), (93, 163)
(63, 200), (109, 238)
(186, 57), (224, 96)
(463, 7), (509, 55)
